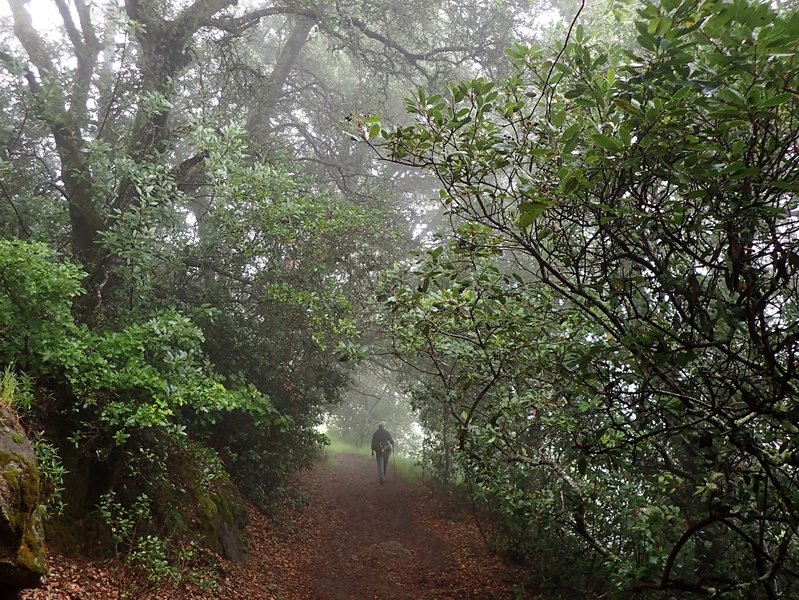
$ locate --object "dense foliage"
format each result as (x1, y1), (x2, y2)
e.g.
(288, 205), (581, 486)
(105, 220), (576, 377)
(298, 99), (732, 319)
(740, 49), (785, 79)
(375, 0), (799, 597)
(7, 0), (799, 596)
(0, 0), (562, 584)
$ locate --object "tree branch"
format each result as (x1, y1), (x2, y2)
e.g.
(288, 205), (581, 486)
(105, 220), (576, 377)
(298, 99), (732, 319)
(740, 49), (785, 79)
(348, 14), (470, 64)
(660, 514), (720, 588)
(6, 0), (103, 266)
(174, 0), (237, 35)
(0, 179), (31, 238)
(53, 0), (100, 124)
(247, 15), (316, 141)
(7, 0), (57, 78)
(208, 6), (317, 33)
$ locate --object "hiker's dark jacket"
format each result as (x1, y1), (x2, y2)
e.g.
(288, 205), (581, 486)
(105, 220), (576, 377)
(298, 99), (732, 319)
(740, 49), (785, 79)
(371, 429), (394, 455)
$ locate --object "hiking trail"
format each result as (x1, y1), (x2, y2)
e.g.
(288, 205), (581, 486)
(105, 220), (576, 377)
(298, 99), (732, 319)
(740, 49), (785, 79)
(23, 453), (536, 599)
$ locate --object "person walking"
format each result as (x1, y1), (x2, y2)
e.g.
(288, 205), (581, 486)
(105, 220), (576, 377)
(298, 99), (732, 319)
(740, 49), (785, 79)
(371, 422), (394, 485)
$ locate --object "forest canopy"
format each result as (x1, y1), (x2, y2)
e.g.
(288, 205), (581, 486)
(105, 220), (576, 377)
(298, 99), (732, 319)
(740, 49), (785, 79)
(2, 0), (799, 598)
(0, 0), (563, 586)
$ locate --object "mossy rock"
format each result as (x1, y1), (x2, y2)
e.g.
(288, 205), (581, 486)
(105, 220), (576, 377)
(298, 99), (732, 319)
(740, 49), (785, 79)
(192, 482), (248, 563)
(0, 406), (46, 592)
(158, 440), (248, 563)
(197, 495), (218, 520)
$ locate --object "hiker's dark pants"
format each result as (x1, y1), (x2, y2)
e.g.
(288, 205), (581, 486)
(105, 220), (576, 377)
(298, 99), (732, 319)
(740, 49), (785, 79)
(376, 451), (390, 482)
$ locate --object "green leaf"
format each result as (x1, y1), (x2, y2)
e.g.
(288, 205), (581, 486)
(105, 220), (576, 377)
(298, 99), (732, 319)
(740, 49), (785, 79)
(563, 174), (581, 194)
(773, 180), (799, 192)
(561, 124), (581, 142)
(563, 136), (580, 154)
(760, 93), (793, 108)
(518, 201), (549, 228)
(591, 134), (623, 152)
(613, 98), (643, 116)
(564, 87), (588, 100)
(670, 86), (693, 103)
(619, 124), (632, 146)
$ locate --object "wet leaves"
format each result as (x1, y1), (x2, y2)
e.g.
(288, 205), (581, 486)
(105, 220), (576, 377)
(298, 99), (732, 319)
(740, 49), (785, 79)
(22, 454), (535, 599)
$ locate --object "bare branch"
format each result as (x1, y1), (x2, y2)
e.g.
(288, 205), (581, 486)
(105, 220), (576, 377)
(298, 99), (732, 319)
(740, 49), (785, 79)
(208, 6), (317, 33)
(7, 0), (57, 78)
(174, 0), (237, 35)
(0, 179), (31, 238)
(348, 14), (471, 64)
(247, 15), (316, 140)
(53, 0), (85, 55)
(74, 0), (98, 49)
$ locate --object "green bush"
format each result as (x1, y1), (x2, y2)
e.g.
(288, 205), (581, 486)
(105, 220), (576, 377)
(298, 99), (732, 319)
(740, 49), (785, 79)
(381, 0), (799, 596)
(0, 239), (84, 373)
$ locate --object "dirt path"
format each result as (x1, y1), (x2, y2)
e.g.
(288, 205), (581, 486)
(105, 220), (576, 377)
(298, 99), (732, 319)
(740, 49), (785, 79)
(22, 453), (536, 599)
(233, 452), (535, 600)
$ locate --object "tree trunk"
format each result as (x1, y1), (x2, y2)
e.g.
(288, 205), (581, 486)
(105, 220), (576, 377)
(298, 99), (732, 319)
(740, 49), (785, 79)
(246, 16), (316, 144)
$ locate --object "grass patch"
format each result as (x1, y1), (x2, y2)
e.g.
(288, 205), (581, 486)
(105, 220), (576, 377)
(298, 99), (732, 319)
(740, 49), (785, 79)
(322, 434), (423, 481)
(392, 453), (423, 481)
(324, 437), (370, 457)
